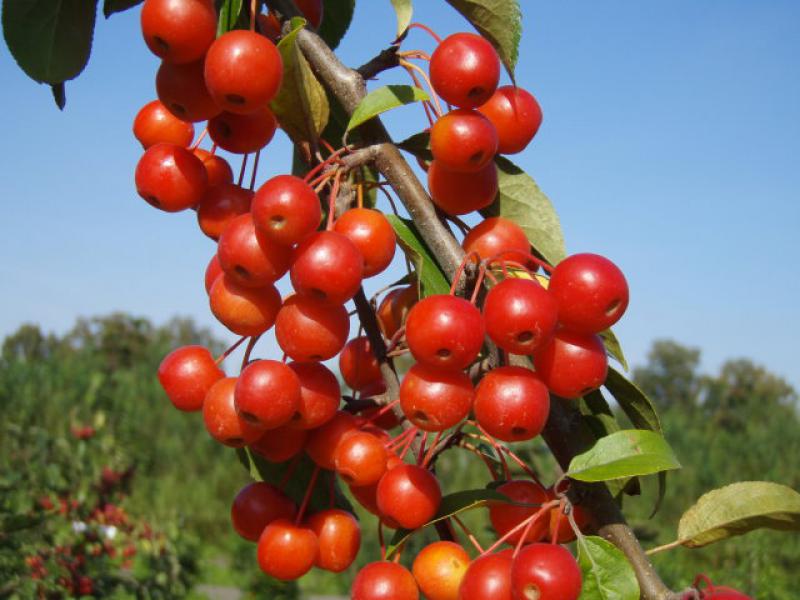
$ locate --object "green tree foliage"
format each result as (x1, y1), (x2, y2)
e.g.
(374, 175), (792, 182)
(628, 341), (800, 599)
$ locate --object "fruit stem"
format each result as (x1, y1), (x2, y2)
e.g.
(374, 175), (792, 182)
(645, 539), (684, 556)
(378, 520), (386, 561)
(215, 336), (248, 365)
(471, 423), (511, 480)
(397, 50), (431, 61)
(356, 182), (364, 209)
(481, 501), (558, 557)
(451, 514), (484, 553)
(326, 170), (343, 230)
(295, 465), (321, 524)
(398, 427), (419, 460)
(417, 432), (429, 465)
(400, 59), (444, 118)
(249, 0), (256, 31)
(303, 146), (349, 183)
(278, 454), (304, 490)
(190, 127), (208, 151)
(237, 154), (249, 187)
(422, 431), (443, 468)
(469, 264), (488, 304)
(407, 22), (443, 44)
(248, 149), (261, 191)
(240, 335), (260, 370)
(461, 441), (501, 481)
(364, 398), (401, 424)
(386, 425), (417, 450)
(449, 252), (481, 296)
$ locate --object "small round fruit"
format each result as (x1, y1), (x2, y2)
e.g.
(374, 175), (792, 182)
(352, 561), (419, 600)
(290, 231), (364, 304)
(458, 550), (513, 600)
(275, 295), (350, 361)
(462, 217), (530, 264)
(135, 143), (207, 212)
(333, 208), (396, 277)
(377, 286), (418, 339)
(204, 254), (223, 294)
(252, 175), (321, 246)
(231, 482), (296, 541)
(306, 509), (360, 573)
(208, 107), (278, 154)
(430, 109), (498, 173)
(305, 410), (359, 470)
(193, 148), (233, 187)
(547, 253), (629, 334)
(400, 364), (473, 432)
(287, 361), (341, 430)
(488, 480), (550, 545)
(209, 274), (282, 336)
(428, 160), (498, 216)
(197, 184), (252, 240)
(478, 86), (543, 155)
(412, 541), (470, 600)
(257, 519), (318, 580)
(533, 330), (608, 399)
(203, 377), (262, 447)
(510, 543), (582, 600)
(204, 30), (283, 113)
(483, 278), (558, 355)
(473, 366), (550, 442)
(548, 502), (591, 544)
(157, 345), (224, 411)
(133, 99), (194, 149)
(217, 213), (292, 287)
(339, 337), (383, 392)
(334, 430), (388, 487)
(235, 360), (301, 429)
(156, 59), (221, 122)
(376, 464), (441, 530)
(140, 0), (216, 64)
(405, 295), (484, 370)
(250, 425), (308, 462)
(430, 32), (500, 108)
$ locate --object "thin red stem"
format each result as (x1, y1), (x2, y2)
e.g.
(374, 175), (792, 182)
(469, 263), (488, 304)
(422, 431), (443, 468)
(240, 335), (260, 370)
(451, 515), (484, 553)
(278, 454), (304, 490)
(481, 502), (558, 557)
(449, 252), (481, 295)
(237, 154), (249, 187)
(398, 427), (419, 460)
(364, 398), (401, 424)
(215, 336), (247, 365)
(303, 147), (348, 183)
(462, 441), (500, 481)
(326, 170), (342, 230)
(295, 465), (321, 524)
(386, 426), (417, 450)
(472, 423), (510, 480)
(190, 127), (208, 151)
(408, 22), (443, 44)
(417, 432), (429, 466)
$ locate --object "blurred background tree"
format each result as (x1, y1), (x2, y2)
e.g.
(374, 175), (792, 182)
(1, 315), (797, 598)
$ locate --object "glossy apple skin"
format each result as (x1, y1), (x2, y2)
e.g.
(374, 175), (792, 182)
(252, 175), (321, 247)
(202, 378), (262, 447)
(249, 425), (308, 462)
(193, 148), (233, 188)
(334, 430), (388, 487)
(234, 359), (301, 430)
(290, 231), (364, 305)
(275, 294), (350, 362)
(488, 480), (551, 545)
(208, 107), (278, 154)
(333, 208), (397, 277)
(430, 32), (500, 109)
(478, 86), (543, 154)
(286, 361), (341, 430)
(217, 213), (292, 287)
(462, 217), (530, 263)
(400, 364), (474, 432)
(156, 59), (221, 123)
(458, 549), (513, 600)
(351, 561), (420, 600)
(376, 464), (441, 530)
(196, 184), (252, 240)
(257, 519), (318, 580)
(133, 99), (195, 149)
(230, 481), (296, 542)
(135, 143), (207, 212)
(533, 329), (608, 399)
(306, 508), (360, 572)
(305, 411), (360, 471)
(209, 275), (282, 337)
(140, 0), (216, 64)
(428, 160), (498, 216)
(412, 541), (470, 600)
(482, 278), (558, 355)
(340, 336), (383, 392)
(157, 345), (224, 412)
(473, 366), (550, 442)
(430, 108), (498, 173)
(510, 543), (582, 600)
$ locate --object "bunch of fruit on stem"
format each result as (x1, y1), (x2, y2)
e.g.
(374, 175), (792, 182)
(133, 1), (632, 598)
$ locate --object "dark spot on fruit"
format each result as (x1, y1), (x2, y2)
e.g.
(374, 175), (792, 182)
(516, 331), (534, 343)
(579, 387), (595, 397)
(291, 411), (302, 421)
(227, 437), (244, 446)
(469, 150), (485, 164)
(436, 348), (452, 359)
(240, 411), (260, 425)
(467, 86), (486, 99)
(226, 94), (246, 105)
(170, 103), (187, 117)
(270, 215), (286, 229)
(310, 288), (328, 301)
(309, 354), (322, 361)
(153, 36), (169, 53)
(146, 195), (161, 208)
(511, 426), (528, 437)
(217, 121), (232, 138)
(606, 299), (621, 316)
(234, 265), (250, 280)
(413, 410), (429, 423)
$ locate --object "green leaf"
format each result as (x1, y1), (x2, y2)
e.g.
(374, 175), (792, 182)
(385, 215), (450, 297)
(3, 0), (98, 84)
(346, 85), (429, 132)
(604, 368), (662, 434)
(50, 82), (66, 110)
(237, 448), (353, 513)
(577, 536), (640, 600)
(387, 488), (508, 557)
(396, 130), (432, 161)
(567, 430), (681, 483)
(103, 0), (142, 18)
(318, 0), (354, 49)
(483, 157), (566, 266)
(444, 0), (522, 80)
(217, 0), (244, 36)
(270, 18), (330, 145)
(676, 481), (800, 548)
(599, 328), (628, 371)
(389, 0), (413, 38)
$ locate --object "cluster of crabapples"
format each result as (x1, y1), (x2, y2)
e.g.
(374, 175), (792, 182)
(131, 1), (631, 598)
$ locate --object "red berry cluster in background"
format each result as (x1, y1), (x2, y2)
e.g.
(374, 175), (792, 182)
(137, 2), (633, 598)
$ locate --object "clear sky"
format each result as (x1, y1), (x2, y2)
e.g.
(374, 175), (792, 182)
(1, 1), (798, 388)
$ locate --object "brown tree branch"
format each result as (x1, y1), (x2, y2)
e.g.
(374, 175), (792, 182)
(264, 4), (678, 597)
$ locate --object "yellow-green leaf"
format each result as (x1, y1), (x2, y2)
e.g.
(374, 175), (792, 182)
(347, 85), (429, 132)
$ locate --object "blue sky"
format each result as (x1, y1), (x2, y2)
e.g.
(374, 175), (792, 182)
(1, 1), (798, 388)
